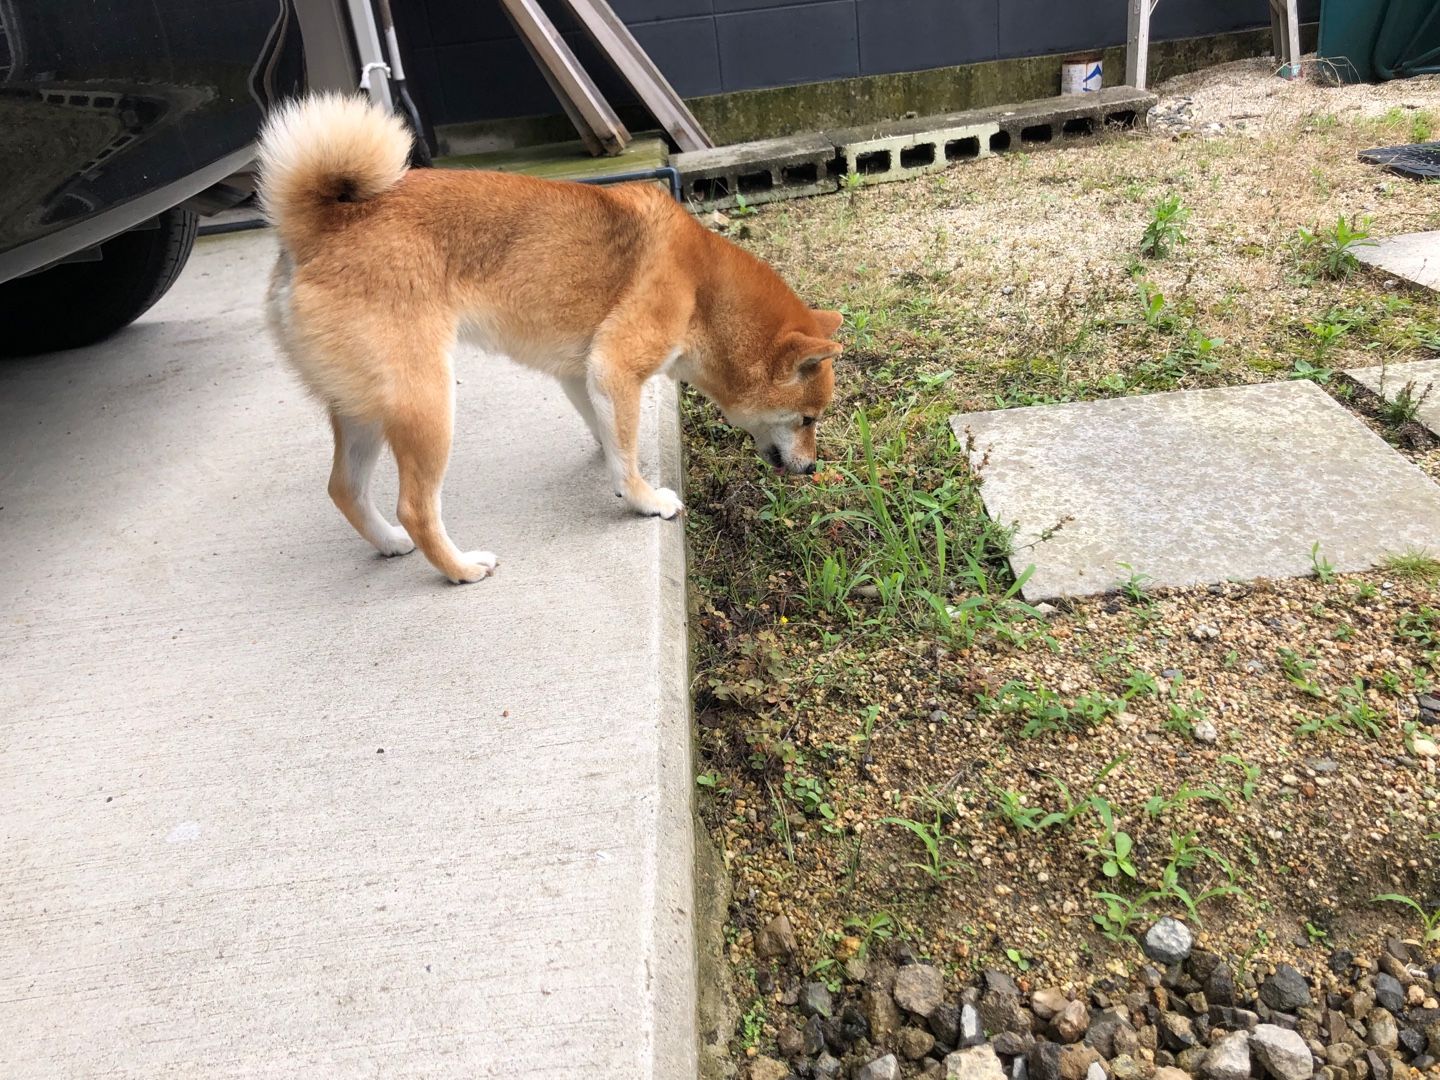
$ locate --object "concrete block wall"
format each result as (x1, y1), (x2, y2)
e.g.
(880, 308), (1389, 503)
(393, 0), (1321, 129)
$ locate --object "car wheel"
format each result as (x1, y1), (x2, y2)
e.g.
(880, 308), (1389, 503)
(0, 207), (199, 357)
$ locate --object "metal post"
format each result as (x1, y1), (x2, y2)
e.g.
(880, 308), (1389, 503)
(343, 0), (394, 112)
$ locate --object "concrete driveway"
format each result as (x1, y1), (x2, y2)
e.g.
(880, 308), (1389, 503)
(0, 231), (696, 1078)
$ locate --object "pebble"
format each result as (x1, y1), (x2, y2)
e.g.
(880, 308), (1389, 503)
(1144, 918), (1196, 966)
(1086, 1064), (1107, 1080)
(960, 1003), (983, 1046)
(1159, 1011), (1198, 1050)
(899, 1026), (937, 1060)
(1110, 1056), (1142, 1080)
(1261, 965), (1313, 1012)
(1375, 974), (1405, 1015)
(1056, 1000), (1091, 1043)
(816, 1053), (843, 1078)
(865, 986), (902, 1039)
(1206, 1030), (1254, 1080)
(1252, 1023), (1316, 1080)
(930, 1001), (961, 1045)
(1367, 1010), (1399, 1051)
(981, 992), (1034, 1036)
(1059, 1044), (1104, 1080)
(858, 1054), (901, 1080)
(1412, 736), (1438, 758)
(799, 982), (834, 1019)
(756, 914), (797, 958)
(949, 1044), (1009, 1080)
(1033, 988), (1070, 1020)
(1194, 718), (1219, 743)
(748, 1057), (788, 1080)
(894, 964), (947, 1019)
(1192, 624), (1221, 641)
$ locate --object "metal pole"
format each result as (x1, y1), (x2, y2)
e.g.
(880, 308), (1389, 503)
(1126, 0), (1153, 90)
(343, 0), (394, 112)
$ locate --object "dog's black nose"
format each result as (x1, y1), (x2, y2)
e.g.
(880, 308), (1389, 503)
(801, 462), (817, 475)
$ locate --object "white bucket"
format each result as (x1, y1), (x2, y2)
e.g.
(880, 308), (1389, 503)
(1061, 58), (1103, 95)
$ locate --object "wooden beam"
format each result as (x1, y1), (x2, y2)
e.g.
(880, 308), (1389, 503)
(497, 0), (630, 156)
(555, 0), (713, 152)
(1125, 0), (1153, 90)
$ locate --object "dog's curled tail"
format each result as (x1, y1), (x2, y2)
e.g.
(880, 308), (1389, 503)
(257, 94), (412, 248)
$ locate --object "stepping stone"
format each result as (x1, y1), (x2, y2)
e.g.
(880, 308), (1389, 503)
(1354, 230), (1440, 291)
(950, 381), (1440, 600)
(1345, 358), (1440, 435)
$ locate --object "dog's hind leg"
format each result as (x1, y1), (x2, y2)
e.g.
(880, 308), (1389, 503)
(328, 409), (416, 557)
(386, 369), (497, 584)
(559, 375), (603, 448)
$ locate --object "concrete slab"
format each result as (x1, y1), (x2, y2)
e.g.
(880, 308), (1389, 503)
(1346, 358), (1440, 435)
(951, 381), (1440, 600)
(438, 136), (668, 182)
(0, 232), (696, 1078)
(1354, 230), (1440, 291)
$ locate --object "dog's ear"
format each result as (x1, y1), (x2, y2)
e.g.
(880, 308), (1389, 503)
(777, 330), (841, 380)
(812, 309), (844, 338)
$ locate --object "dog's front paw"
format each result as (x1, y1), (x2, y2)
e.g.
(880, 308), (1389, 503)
(376, 526), (416, 557)
(448, 550), (498, 585)
(637, 486), (684, 520)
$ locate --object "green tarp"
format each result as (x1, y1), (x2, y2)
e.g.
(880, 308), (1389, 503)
(1319, 0), (1440, 82)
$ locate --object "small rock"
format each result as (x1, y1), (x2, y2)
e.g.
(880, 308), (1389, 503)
(844, 957), (870, 983)
(949, 1044), (1009, 1080)
(1398, 1027), (1424, 1056)
(1346, 992), (1374, 1021)
(1145, 919), (1195, 966)
(1160, 1012), (1198, 1050)
(898, 1027), (937, 1061)
(1028, 1042), (1063, 1080)
(931, 1002), (961, 1045)
(921, 1062), (946, 1080)
(1154, 1069), (1192, 1080)
(1326, 1044), (1356, 1068)
(1261, 966), (1313, 1013)
(895, 965), (947, 1019)
(986, 970), (1022, 997)
(803, 1016), (827, 1055)
(1374, 975), (1404, 1016)
(1056, 1001), (1092, 1043)
(1110, 1056), (1143, 1080)
(864, 987), (902, 1039)
(1412, 736), (1438, 758)
(1086, 1010), (1137, 1058)
(757, 914), (798, 958)
(1206, 1031), (1253, 1080)
(1379, 954), (1412, 983)
(1364, 1049), (1389, 1080)
(1192, 624), (1220, 641)
(1086, 1063), (1107, 1080)
(1328, 950), (1354, 976)
(815, 1053), (843, 1078)
(1252, 1023), (1315, 1080)
(1207, 964), (1238, 1007)
(777, 1026), (804, 1057)
(858, 1054), (901, 1080)
(1213, 1006), (1260, 1032)
(1366, 1011), (1398, 1052)
(960, 1003), (983, 1046)
(982, 992), (1035, 1037)
(994, 1031), (1035, 1057)
(748, 1057), (789, 1080)
(1059, 1044), (1105, 1080)
(1193, 719), (1218, 744)
(800, 982), (834, 1019)
(1033, 989), (1071, 1021)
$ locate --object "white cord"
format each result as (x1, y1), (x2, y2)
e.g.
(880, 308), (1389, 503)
(358, 61), (390, 90)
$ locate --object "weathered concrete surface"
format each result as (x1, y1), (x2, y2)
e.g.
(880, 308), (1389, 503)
(951, 381), (1440, 600)
(0, 231), (696, 1078)
(1354, 230), (1440, 291)
(1347, 358), (1440, 435)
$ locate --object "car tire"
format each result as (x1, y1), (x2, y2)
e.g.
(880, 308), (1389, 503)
(0, 207), (199, 357)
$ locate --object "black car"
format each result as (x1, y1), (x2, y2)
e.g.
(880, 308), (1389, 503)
(0, 0), (305, 355)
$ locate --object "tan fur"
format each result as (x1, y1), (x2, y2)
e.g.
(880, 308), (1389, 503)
(258, 95), (840, 583)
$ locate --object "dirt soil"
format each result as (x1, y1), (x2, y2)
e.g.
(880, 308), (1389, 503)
(684, 58), (1440, 1075)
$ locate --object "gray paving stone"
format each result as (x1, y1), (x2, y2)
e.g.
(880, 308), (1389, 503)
(1354, 230), (1440, 291)
(1346, 358), (1440, 435)
(950, 381), (1440, 600)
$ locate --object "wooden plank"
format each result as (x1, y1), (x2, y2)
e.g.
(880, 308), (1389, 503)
(498, 0), (630, 156)
(555, 0), (713, 152)
(1126, 0), (1153, 90)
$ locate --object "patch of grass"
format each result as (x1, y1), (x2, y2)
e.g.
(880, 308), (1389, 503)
(882, 810), (963, 885)
(1373, 892), (1440, 943)
(1399, 607), (1440, 649)
(1292, 215), (1375, 281)
(1384, 550), (1440, 584)
(1140, 194), (1191, 259)
(1310, 542), (1337, 584)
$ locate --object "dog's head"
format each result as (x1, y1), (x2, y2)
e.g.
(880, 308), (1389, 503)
(713, 308), (843, 475)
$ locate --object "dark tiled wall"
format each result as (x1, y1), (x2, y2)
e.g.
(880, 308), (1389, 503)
(394, 0), (1322, 127)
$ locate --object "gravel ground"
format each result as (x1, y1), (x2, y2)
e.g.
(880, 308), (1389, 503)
(687, 59), (1440, 1080)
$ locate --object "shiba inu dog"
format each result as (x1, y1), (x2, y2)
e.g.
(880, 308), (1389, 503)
(258, 95), (842, 583)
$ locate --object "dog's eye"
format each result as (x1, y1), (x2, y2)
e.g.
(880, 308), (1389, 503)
(800, 416), (816, 427)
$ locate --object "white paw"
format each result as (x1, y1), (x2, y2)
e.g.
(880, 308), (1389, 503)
(449, 550), (498, 585)
(376, 526), (415, 557)
(632, 486), (684, 520)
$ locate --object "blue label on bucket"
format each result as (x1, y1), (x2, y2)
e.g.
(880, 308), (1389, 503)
(1083, 63), (1102, 92)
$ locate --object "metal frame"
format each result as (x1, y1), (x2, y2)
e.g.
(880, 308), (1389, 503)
(1127, 0), (1301, 90)
(342, 0), (394, 112)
